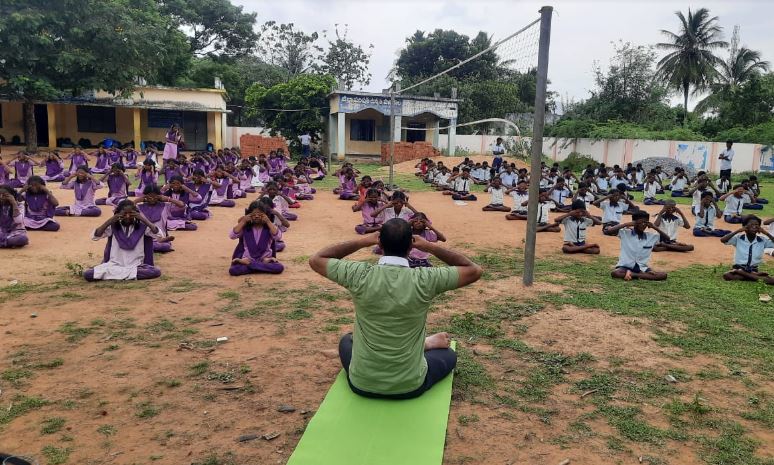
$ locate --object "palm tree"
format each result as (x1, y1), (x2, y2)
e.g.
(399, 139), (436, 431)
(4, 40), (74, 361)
(656, 8), (728, 124)
(695, 26), (769, 114)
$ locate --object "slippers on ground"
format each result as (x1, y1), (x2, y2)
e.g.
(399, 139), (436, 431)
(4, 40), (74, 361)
(759, 294), (771, 303)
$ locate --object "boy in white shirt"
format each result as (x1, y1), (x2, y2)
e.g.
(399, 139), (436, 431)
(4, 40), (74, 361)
(653, 200), (694, 252)
(669, 169), (690, 197)
(693, 192), (730, 237)
(446, 167), (477, 201)
(433, 166), (453, 190)
(720, 185), (747, 224)
(549, 178), (573, 212)
(506, 180), (529, 220)
(643, 173), (665, 206)
(482, 177), (510, 212)
(554, 199), (601, 254)
(721, 215), (774, 284)
(715, 175), (731, 195)
(593, 188), (639, 235)
(608, 211), (669, 281)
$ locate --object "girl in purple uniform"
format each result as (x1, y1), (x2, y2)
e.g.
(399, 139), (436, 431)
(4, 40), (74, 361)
(187, 169), (218, 220)
(56, 167), (102, 217)
(0, 157), (10, 185)
(338, 168), (359, 201)
(162, 175), (201, 231)
(135, 185), (182, 253)
(41, 152), (66, 182)
(134, 159), (159, 196)
(107, 148), (123, 166)
(7, 152), (37, 188)
(21, 176), (60, 231)
(208, 169), (238, 207)
(124, 147), (139, 169)
(407, 213), (446, 267)
(0, 186), (29, 248)
(228, 199), (284, 275)
(96, 164), (131, 206)
(354, 188), (385, 234)
(237, 160), (257, 194)
(90, 147), (110, 174)
(264, 181), (297, 221)
(63, 147), (89, 175)
(83, 200), (162, 281)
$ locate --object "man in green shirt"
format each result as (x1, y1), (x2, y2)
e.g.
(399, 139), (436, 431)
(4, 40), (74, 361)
(309, 218), (482, 399)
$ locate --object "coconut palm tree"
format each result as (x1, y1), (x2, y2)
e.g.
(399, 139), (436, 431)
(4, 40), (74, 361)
(656, 8), (728, 124)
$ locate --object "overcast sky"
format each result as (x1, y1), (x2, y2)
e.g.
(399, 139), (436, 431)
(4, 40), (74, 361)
(234, 0), (774, 109)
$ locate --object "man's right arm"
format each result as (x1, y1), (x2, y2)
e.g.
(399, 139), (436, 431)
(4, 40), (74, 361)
(414, 237), (482, 288)
(309, 234), (379, 277)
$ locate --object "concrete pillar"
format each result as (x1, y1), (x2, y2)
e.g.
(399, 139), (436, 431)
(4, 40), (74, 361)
(46, 104), (57, 149)
(393, 115), (402, 142)
(432, 120), (440, 148)
(214, 112), (223, 150)
(328, 114), (336, 156)
(132, 108), (141, 150)
(337, 112), (346, 161)
(447, 118), (457, 156)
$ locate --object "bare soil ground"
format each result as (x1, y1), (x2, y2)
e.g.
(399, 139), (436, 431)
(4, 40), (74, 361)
(0, 167), (771, 465)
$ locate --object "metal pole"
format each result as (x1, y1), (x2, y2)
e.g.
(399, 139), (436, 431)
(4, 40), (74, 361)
(388, 90), (396, 187)
(523, 5), (553, 286)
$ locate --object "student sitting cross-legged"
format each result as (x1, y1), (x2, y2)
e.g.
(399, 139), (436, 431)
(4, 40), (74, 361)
(482, 177), (510, 212)
(228, 198), (284, 276)
(693, 192), (731, 237)
(308, 219), (483, 399)
(445, 167), (477, 201)
(83, 200), (162, 281)
(505, 180), (530, 220)
(408, 213), (446, 267)
(652, 200), (694, 252)
(608, 211), (669, 281)
(553, 199), (602, 254)
(720, 185), (746, 224)
(720, 215), (774, 284)
(593, 187), (638, 236)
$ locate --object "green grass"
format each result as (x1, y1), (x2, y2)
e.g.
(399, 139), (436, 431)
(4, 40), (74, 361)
(41, 445), (72, 465)
(97, 424), (117, 437)
(741, 396), (774, 428)
(0, 395), (48, 425)
(57, 321), (94, 343)
(40, 417), (66, 435)
(453, 347), (494, 398)
(1, 368), (33, 386)
(136, 401), (160, 419)
(189, 361), (210, 377)
(35, 358), (65, 369)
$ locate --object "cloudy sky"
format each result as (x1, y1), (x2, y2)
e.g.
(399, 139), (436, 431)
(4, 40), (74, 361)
(234, 0), (774, 109)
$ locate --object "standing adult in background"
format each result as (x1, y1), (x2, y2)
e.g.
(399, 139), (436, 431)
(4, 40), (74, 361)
(492, 137), (506, 172)
(719, 140), (735, 180)
(298, 131), (313, 159)
(163, 124), (183, 167)
(309, 219), (483, 399)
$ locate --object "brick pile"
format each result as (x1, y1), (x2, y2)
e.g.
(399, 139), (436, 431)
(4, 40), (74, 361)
(239, 134), (290, 157)
(380, 142), (441, 165)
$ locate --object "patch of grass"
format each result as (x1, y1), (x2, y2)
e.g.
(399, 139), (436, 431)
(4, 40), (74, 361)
(189, 361), (209, 376)
(598, 404), (683, 444)
(493, 338), (533, 353)
(457, 414), (480, 425)
(207, 370), (236, 384)
(446, 312), (502, 340)
(699, 423), (770, 465)
(235, 306), (263, 319)
(741, 396), (774, 428)
(167, 278), (205, 293)
(41, 445), (72, 465)
(285, 308), (312, 320)
(65, 262), (84, 277)
(58, 321), (93, 343)
(574, 373), (619, 397)
(1, 368), (33, 386)
(696, 368), (726, 380)
(59, 292), (85, 300)
(158, 378), (182, 388)
(97, 424), (117, 437)
(146, 319), (176, 333)
(217, 290), (240, 301)
(453, 347), (494, 397)
(35, 358), (64, 369)
(292, 254), (311, 265)
(136, 401), (160, 419)
(40, 417), (66, 435)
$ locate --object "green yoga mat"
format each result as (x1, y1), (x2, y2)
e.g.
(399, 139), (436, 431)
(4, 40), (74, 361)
(287, 343), (456, 465)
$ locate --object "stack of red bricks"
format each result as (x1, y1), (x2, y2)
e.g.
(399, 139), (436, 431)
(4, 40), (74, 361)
(239, 134), (290, 158)
(380, 142), (441, 165)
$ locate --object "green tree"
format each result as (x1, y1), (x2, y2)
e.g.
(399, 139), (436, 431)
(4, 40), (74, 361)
(656, 7), (728, 124)
(257, 22), (322, 77)
(0, 0), (173, 150)
(318, 25), (373, 90)
(160, 0), (258, 57)
(244, 74), (336, 154)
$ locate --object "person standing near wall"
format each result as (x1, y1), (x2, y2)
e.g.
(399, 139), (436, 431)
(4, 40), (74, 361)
(492, 137), (506, 172)
(298, 131), (313, 159)
(719, 140), (735, 179)
(163, 124), (183, 167)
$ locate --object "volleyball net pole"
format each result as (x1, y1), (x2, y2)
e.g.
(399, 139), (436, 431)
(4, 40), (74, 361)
(523, 6), (553, 286)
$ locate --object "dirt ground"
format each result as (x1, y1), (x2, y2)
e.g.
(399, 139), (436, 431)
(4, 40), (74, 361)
(0, 163), (769, 465)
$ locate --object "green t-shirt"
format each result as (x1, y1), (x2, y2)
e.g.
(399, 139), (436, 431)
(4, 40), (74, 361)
(326, 259), (459, 395)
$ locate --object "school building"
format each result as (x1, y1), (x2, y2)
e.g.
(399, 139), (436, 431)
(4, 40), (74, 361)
(0, 85), (228, 151)
(327, 90), (461, 161)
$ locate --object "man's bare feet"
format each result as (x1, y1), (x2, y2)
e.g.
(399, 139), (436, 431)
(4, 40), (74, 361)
(424, 332), (451, 351)
(232, 258), (251, 265)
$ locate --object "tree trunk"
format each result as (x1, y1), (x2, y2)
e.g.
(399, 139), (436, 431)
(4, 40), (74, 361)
(682, 83), (689, 127)
(23, 100), (38, 152)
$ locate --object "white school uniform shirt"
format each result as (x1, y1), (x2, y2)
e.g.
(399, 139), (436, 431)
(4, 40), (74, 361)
(616, 228), (660, 270)
(298, 134), (312, 146)
(723, 195), (744, 217)
(715, 178), (730, 193)
(610, 176), (629, 190)
(726, 233), (774, 267)
(550, 187), (572, 206)
(492, 143), (505, 155)
(487, 186), (505, 205)
(577, 191), (595, 205)
(510, 190), (529, 213)
(596, 177), (610, 191)
(563, 176), (576, 191)
(691, 188), (710, 208)
(562, 217), (594, 243)
(643, 182), (658, 200)
(90, 224), (162, 280)
(383, 207), (414, 222)
(500, 172), (517, 187)
(599, 199), (628, 224)
(671, 176), (688, 191)
(635, 170), (645, 184)
(452, 177), (472, 193)
(539, 177), (551, 188)
(693, 204), (717, 229)
(537, 201), (551, 224)
(657, 214), (684, 241)
(435, 172), (451, 187)
(719, 149), (735, 171)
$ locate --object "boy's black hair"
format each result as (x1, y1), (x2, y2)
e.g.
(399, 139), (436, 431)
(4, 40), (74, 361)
(701, 191), (714, 199)
(192, 169), (205, 177)
(743, 215), (760, 226)
(365, 187), (380, 197)
(114, 199), (137, 214)
(571, 199), (586, 210)
(632, 211), (650, 222)
(390, 191), (407, 202)
(615, 183), (628, 192)
(169, 175), (185, 184)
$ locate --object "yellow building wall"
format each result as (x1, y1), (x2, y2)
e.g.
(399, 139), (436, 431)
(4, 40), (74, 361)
(0, 102), (25, 142)
(345, 109), (387, 155)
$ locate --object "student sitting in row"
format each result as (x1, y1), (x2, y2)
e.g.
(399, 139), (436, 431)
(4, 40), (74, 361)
(549, 178), (572, 212)
(83, 200), (161, 281)
(693, 192), (731, 237)
(407, 213), (446, 267)
(229, 198), (284, 276)
(56, 167), (103, 217)
(513, 189), (560, 231)
(371, 191), (416, 222)
(482, 177), (510, 212)
(500, 165), (518, 188)
(553, 200), (601, 254)
(748, 176), (768, 204)
(41, 152), (66, 182)
(688, 175), (720, 209)
(715, 174), (731, 195)
(96, 164), (131, 207)
(162, 176), (202, 231)
(669, 168), (690, 197)
(136, 185), (183, 253)
(740, 179), (764, 209)
(21, 177), (60, 231)
(721, 185), (746, 224)
(355, 188), (385, 234)
(642, 173), (665, 205)
(609, 211), (668, 281)
(653, 200), (694, 252)
(0, 186), (29, 248)
(432, 166), (452, 189)
(446, 167), (477, 201)
(471, 163), (491, 185)
(721, 215), (774, 284)
(7, 152), (38, 188)
(264, 181), (297, 220)
(505, 181), (529, 220)
(594, 188), (638, 236)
